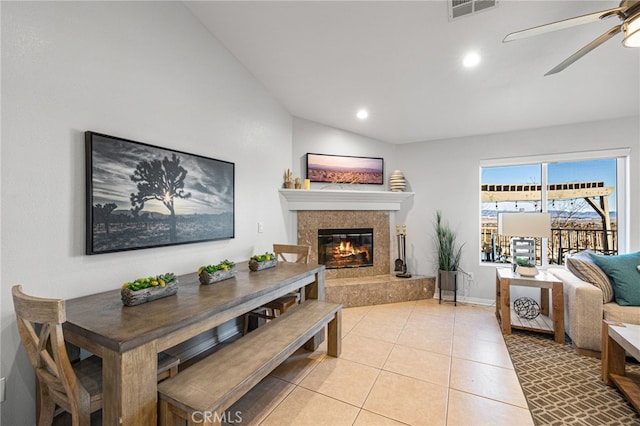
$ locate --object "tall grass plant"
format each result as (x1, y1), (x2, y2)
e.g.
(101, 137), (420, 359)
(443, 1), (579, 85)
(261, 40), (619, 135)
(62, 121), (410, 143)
(434, 210), (464, 271)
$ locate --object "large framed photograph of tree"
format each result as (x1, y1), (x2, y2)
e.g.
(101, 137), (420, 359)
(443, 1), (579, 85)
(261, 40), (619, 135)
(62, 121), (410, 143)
(85, 131), (234, 255)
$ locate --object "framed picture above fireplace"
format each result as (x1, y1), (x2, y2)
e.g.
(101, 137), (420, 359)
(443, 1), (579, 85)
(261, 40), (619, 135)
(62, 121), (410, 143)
(306, 153), (384, 185)
(85, 131), (235, 255)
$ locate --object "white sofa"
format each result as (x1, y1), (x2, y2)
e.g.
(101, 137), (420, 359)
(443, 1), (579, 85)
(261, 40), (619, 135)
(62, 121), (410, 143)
(548, 266), (640, 355)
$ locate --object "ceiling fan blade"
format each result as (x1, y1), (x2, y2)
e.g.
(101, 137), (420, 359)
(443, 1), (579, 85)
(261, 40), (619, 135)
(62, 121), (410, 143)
(544, 25), (622, 76)
(503, 7), (623, 42)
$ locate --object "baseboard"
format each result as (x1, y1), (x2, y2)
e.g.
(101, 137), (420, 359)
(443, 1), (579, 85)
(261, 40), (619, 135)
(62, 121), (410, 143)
(434, 293), (495, 306)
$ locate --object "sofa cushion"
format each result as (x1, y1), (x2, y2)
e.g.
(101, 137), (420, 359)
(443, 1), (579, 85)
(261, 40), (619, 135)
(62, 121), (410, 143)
(603, 302), (640, 325)
(589, 251), (640, 306)
(566, 251), (614, 303)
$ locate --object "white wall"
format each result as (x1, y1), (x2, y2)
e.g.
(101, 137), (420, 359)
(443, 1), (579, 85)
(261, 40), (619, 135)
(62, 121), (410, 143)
(292, 117), (398, 188)
(1, 2), (292, 424)
(286, 117), (401, 244)
(397, 116), (640, 304)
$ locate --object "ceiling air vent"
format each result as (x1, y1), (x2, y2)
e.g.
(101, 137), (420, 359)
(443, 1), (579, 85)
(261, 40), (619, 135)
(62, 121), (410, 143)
(449, 0), (498, 20)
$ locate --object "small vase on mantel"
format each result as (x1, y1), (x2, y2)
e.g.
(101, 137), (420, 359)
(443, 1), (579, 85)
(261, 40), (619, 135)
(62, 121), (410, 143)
(389, 170), (406, 192)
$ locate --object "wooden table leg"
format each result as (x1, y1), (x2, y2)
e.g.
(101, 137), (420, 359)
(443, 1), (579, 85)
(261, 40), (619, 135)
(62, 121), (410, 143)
(327, 310), (342, 357)
(500, 278), (511, 335)
(551, 282), (564, 343)
(304, 271), (325, 351)
(103, 342), (158, 425)
(602, 320), (626, 385)
(305, 271), (324, 301)
(495, 272), (500, 322)
(540, 288), (549, 316)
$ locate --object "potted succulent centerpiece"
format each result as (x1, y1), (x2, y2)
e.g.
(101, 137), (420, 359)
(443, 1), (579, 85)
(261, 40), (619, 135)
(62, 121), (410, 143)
(515, 258), (538, 277)
(433, 211), (464, 294)
(198, 260), (236, 285)
(120, 272), (178, 306)
(249, 252), (277, 271)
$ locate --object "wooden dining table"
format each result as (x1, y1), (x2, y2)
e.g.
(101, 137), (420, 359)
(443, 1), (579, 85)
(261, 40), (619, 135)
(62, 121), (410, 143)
(63, 261), (325, 425)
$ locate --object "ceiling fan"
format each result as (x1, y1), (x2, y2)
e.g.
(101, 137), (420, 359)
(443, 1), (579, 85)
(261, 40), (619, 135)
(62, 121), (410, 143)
(503, 0), (640, 75)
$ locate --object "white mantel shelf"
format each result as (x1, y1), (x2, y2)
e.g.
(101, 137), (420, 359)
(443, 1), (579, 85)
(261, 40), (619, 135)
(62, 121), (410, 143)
(279, 189), (414, 211)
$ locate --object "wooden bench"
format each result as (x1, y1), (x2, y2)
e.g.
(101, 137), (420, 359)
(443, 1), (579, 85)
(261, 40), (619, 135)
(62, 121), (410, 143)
(157, 299), (342, 425)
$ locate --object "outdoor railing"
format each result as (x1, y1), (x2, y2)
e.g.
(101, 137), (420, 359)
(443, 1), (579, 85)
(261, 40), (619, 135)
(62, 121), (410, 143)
(481, 227), (617, 265)
(549, 228), (617, 264)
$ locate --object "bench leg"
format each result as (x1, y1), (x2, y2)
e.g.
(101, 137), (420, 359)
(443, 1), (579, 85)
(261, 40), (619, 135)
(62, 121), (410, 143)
(158, 399), (176, 426)
(303, 330), (325, 351)
(160, 401), (224, 426)
(327, 310), (342, 358)
(191, 410), (223, 426)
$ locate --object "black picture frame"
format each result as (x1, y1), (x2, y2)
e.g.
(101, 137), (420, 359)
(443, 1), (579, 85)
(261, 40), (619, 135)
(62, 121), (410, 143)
(306, 153), (384, 184)
(85, 131), (234, 255)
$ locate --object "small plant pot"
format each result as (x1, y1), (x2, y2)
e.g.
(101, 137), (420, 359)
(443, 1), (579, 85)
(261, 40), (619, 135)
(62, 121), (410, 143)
(516, 265), (538, 277)
(249, 259), (277, 271)
(438, 270), (457, 291)
(199, 268), (237, 285)
(121, 280), (178, 306)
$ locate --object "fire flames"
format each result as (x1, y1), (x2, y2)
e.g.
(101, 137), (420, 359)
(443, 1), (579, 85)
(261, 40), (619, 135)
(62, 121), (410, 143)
(333, 241), (370, 261)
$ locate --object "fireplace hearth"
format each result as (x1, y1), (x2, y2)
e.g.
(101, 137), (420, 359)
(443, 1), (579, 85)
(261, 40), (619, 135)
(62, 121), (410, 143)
(318, 228), (373, 269)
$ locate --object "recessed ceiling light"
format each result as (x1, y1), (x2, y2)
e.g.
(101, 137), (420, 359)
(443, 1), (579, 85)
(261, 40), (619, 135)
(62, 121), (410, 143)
(463, 52), (481, 68)
(356, 109), (369, 120)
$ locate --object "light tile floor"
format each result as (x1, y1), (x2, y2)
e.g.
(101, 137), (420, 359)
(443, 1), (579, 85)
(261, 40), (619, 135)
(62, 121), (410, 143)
(226, 299), (535, 426)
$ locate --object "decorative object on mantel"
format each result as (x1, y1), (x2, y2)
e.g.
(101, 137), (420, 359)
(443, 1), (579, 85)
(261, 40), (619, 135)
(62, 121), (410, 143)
(389, 170), (406, 192)
(514, 297), (541, 319)
(121, 273), (178, 306)
(395, 225), (412, 278)
(303, 178), (311, 190)
(249, 252), (277, 271)
(295, 177), (302, 189)
(283, 169), (294, 189)
(198, 260), (236, 284)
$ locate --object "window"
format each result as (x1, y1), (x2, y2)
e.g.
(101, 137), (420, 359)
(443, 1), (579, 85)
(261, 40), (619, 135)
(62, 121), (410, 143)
(481, 164), (542, 263)
(481, 151), (627, 266)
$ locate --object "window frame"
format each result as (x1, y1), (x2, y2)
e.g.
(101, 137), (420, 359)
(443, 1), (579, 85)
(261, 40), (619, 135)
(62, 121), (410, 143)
(479, 149), (630, 267)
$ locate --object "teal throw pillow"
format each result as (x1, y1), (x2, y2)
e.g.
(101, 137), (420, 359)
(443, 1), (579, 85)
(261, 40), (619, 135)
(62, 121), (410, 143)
(588, 251), (640, 306)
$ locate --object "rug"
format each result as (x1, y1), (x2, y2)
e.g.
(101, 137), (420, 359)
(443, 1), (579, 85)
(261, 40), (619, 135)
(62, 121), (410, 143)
(503, 330), (640, 426)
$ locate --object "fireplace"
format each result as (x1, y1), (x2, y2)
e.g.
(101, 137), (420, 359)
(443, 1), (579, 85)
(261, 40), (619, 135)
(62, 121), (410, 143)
(318, 228), (374, 269)
(298, 210), (389, 279)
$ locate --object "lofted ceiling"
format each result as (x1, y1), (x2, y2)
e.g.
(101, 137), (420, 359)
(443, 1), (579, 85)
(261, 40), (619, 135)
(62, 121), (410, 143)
(186, 1), (640, 144)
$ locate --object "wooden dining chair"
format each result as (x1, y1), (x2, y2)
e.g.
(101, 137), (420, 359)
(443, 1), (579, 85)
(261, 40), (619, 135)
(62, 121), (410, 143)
(273, 243), (312, 264)
(12, 285), (180, 425)
(242, 244), (311, 335)
(12, 284), (102, 425)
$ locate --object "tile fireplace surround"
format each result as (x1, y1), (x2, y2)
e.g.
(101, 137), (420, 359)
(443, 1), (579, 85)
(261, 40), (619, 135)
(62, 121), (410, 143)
(279, 189), (435, 307)
(298, 210), (389, 280)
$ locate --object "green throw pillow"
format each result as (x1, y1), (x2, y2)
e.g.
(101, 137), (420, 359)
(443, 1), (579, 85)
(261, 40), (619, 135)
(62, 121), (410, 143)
(588, 251), (640, 306)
